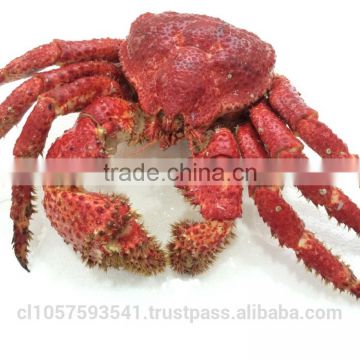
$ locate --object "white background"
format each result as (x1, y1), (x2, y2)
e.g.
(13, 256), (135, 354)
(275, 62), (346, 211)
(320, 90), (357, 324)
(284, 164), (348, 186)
(1, 0), (360, 359)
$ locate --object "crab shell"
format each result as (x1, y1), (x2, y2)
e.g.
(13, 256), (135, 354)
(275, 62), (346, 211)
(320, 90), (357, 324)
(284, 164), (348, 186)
(120, 12), (275, 129)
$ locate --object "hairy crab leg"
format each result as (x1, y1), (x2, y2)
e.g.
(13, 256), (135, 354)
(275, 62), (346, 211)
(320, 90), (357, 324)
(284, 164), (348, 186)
(12, 77), (123, 269)
(0, 39), (122, 84)
(168, 128), (242, 274)
(250, 101), (360, 234)
(0, 61), (124, 138)
(11, 186), (35, 270)
(43, 97), (165, 274)
(237, 123), (360, 298)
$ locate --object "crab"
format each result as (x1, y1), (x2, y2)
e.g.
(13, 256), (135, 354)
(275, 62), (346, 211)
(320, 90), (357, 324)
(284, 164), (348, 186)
(1, 12), (359, 297)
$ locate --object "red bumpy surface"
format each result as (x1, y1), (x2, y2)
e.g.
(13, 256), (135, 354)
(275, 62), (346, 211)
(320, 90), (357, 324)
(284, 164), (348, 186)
(0, 61), (121, 138)
(42, 97), (166, 274)
(120, 12), (275, 129)
(0, 39), (122, 84)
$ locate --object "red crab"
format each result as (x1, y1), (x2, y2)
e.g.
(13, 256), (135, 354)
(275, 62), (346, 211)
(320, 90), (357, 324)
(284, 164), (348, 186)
(1, 12), (359, 296)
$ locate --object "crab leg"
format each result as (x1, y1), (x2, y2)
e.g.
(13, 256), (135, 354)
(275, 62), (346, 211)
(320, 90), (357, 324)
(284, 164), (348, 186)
(12, 77), (123, 269)
(0, 61), (123, 138)
(168, 128), (242, 274)
(11, 186), (35, 270)
(237, 123), (360, 298)
(13, 76), (122, 157)
(0, 39), (122, 84)
(250, 101), (360, 234)
(268, 75), (355, 159)
(42, 97), (165, 274)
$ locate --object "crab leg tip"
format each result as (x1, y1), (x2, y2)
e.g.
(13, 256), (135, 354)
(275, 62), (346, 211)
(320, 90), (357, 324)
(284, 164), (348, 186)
(13, 245), (30, 272)
(18, 260), (30, 273)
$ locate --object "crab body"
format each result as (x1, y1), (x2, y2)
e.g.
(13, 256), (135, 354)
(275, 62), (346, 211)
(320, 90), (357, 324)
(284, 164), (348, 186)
(120, 13), (275, 129)
(1, 12), (360, 298)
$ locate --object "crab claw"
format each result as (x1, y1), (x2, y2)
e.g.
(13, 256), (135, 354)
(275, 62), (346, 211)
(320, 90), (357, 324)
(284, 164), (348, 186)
(178, 128), (242, 220)
(168, 220), (234, 275)
(44, 187), (166, 275)
(169, 128), (242, 274)
(40, 95), (165, 274)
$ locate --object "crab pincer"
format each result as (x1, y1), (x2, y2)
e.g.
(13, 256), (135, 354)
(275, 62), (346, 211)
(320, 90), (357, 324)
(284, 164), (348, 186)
(170, 128), (242, 274)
